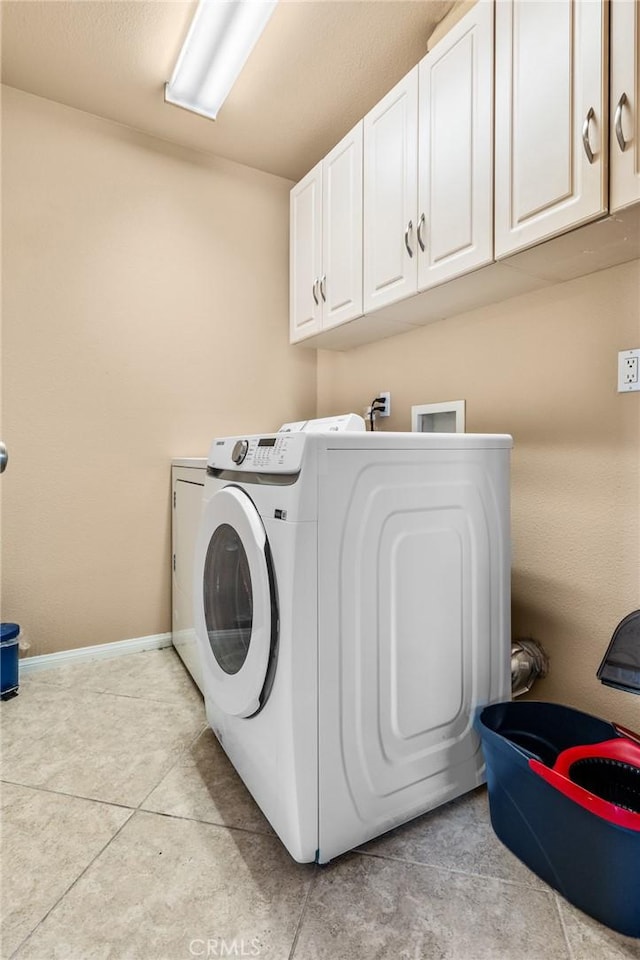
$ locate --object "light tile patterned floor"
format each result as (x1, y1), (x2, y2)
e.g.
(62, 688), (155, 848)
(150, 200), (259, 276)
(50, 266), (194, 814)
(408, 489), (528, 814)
(1, 648), (638, 960)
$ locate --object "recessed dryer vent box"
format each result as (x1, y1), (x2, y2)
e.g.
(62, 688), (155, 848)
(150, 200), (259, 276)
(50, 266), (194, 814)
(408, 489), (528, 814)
(412, 400), (465, 433)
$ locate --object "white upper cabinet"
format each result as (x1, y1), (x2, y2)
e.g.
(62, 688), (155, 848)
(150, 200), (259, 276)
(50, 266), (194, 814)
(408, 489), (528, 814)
(363, 3), (493, 312)
(495, 0), (608, 258)
(610, 0), (640, 212)
(418, 0), (494, 290)
(290, 0), (638, 350)
(290, 163), (322, 342)
(290, 123), (363, 343)
(364, 69), (419, 313)
(322, 123), (363, 330)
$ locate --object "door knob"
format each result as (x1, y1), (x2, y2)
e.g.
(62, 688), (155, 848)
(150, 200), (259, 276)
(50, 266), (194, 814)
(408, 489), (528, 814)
(404, 220), (414, 258)
(615, 92), (628, 153)
(582, 107), (596, 164)
(417, 213), (426, 252)
(0, 441), (8, 474)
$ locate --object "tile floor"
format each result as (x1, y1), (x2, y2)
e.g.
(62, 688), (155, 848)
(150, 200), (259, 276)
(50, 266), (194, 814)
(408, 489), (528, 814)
(1, 648), (638, 960)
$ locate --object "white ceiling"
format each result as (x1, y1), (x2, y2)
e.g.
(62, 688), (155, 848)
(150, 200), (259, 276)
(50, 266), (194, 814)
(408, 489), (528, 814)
(1, 0), (454, 182)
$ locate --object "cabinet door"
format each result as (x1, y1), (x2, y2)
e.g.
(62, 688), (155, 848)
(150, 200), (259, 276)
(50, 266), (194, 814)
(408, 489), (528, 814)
(322, 122), (363, 330)
(364, 68), (418, 313)
(418, 0), (494, 290)
(611, 0), (640, 211)
(173, 474), (205, 693)
(290, 163), (322, 342)
(495, 0), (607, 258)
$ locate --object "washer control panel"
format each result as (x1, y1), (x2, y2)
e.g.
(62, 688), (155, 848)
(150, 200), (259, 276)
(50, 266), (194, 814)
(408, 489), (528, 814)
(208, 433), (306, 474)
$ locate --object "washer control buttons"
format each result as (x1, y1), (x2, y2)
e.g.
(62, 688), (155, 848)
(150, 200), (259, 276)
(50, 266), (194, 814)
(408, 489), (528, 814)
(231, 440), (249, 465)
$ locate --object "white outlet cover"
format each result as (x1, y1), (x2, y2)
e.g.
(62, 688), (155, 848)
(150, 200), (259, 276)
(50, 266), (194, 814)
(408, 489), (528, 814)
(377, 391), (391, 417)
(618, 348), (640, 393)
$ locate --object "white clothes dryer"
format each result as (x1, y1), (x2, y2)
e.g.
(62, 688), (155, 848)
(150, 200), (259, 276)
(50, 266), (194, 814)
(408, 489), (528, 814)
(193, 424), (512, 862)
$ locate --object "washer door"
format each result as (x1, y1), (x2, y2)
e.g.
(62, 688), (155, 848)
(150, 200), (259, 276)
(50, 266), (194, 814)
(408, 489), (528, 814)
(194, 486), (278, 718)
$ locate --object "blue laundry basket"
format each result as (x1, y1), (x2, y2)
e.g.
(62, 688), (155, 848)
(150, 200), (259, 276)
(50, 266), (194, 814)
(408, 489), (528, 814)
(477, 701), (640, 937)
(1, 622), (20, 699)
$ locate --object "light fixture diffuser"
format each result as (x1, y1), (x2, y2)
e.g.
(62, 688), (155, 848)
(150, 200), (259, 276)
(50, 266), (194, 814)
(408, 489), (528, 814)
(165, 0), (277, 121)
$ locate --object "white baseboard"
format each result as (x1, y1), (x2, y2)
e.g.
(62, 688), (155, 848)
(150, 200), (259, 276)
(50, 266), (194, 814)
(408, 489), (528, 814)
(19, 633), (173, 675)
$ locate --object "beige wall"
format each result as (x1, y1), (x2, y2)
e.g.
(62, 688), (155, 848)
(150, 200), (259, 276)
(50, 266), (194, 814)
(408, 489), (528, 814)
(1, 86), (316, 656)
(2, 85), (639, 731)
(317, 262), (640, 729)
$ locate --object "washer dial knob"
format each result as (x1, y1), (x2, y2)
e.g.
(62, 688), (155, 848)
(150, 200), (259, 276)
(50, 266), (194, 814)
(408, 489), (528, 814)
(231, 440), (249, 465)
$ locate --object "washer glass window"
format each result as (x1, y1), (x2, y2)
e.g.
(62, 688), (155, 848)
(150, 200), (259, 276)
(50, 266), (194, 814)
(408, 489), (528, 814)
(203, 523), (253, 675)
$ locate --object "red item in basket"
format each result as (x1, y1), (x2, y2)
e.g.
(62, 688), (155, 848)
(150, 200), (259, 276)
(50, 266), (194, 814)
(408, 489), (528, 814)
(529, 735), (640, 832)
(554, 737), (640, 776)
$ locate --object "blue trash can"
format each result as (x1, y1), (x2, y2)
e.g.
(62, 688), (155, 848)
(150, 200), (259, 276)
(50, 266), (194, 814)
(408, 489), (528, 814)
(1, 622), (20, 699)
(477, 701), (640, 938)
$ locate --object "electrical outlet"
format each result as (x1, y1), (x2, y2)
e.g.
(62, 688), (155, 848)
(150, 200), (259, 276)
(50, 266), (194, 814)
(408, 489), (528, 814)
(618, 349), (640, 392)
(377, 391), (391, 417)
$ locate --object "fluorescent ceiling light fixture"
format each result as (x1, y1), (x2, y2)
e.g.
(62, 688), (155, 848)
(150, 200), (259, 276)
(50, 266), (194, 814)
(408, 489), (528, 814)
(165, 0), (277, 120)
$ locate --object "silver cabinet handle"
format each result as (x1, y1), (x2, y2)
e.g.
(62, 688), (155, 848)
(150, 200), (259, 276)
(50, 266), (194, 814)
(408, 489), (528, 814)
(0, 441), (7, 475)
(312, 279), (319, 305)
(417, 213), (426, 252)
(582, 106), (596, 164)
(320, 275), (326, 302)
(404, 220), (414, 258)
(615, 92), (628, 152)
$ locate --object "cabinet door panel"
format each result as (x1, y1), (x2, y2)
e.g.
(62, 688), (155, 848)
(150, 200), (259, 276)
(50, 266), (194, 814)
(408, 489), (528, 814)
(611, 0), (640, 211)
(495, 0), (607, 257)
(322, 122), (363, 330)
(364, 69), (418, 312)
(290, 164), (322, 342)
(514, 1), (573, 221)
(418, 0), (493, 290)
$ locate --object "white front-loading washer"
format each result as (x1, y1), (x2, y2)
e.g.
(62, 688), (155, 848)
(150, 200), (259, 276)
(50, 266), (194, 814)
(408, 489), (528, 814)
(194, 424), (512, 863)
